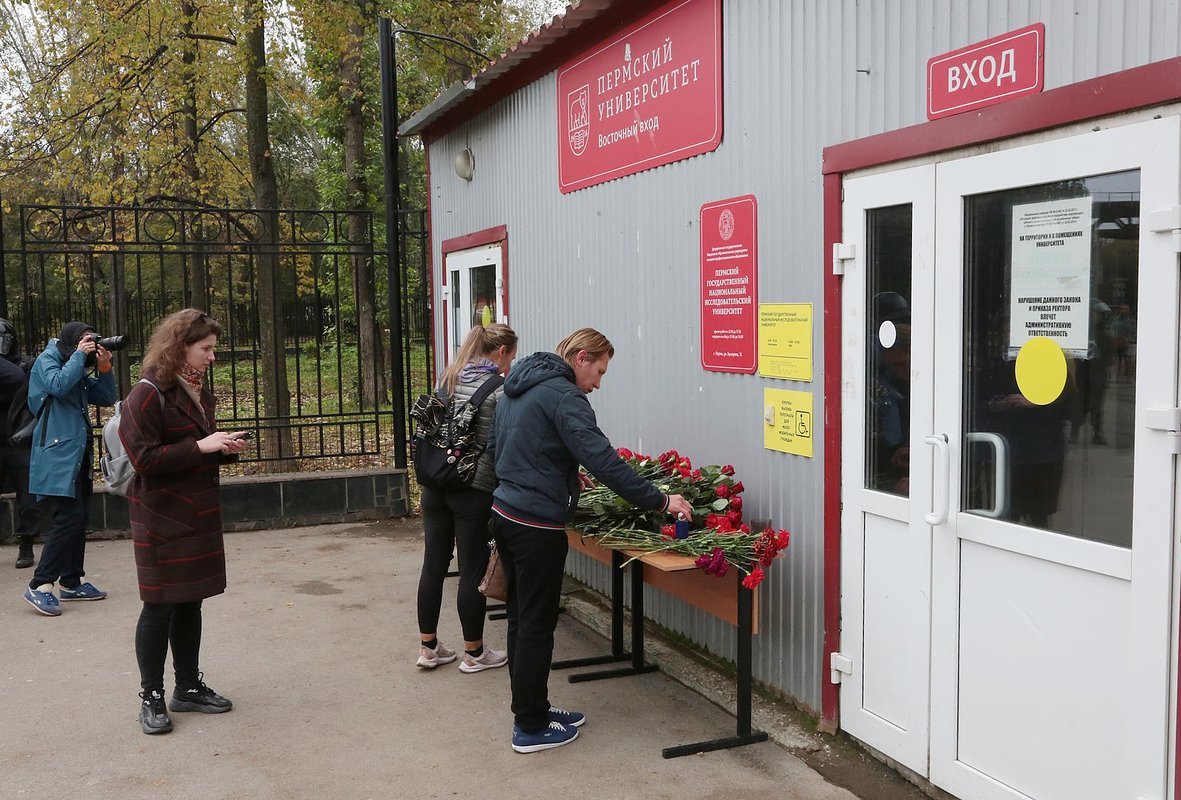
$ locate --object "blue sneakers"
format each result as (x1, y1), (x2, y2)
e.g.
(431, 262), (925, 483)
(548, 706), (586, 728)
(59, 582), (108, 601)
(23, 586), (61, 616)
(512, 721), (579, 753)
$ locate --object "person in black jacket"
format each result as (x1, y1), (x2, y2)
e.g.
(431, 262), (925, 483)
(491, 327), (693, 753)
(0, 319), (43, 569)
(416, 323), (517, 673)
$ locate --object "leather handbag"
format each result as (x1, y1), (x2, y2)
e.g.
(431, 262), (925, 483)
(478, 541), (507, 602)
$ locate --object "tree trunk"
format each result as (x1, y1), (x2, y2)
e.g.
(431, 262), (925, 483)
(180, 0), (209, 312)
(339, 10), (385, 407)
(244, 0), (295, 471)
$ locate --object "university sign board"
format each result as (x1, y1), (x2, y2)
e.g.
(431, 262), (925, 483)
(700, 195), (757, 373)
(927, 23), (1045, 120)
(556, 0), (723, 193)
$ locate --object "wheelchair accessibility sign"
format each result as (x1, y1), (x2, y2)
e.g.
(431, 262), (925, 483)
(763, 388), (813, 458)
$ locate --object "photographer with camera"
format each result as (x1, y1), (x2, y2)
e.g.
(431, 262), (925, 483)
(21, 321), (118, 616)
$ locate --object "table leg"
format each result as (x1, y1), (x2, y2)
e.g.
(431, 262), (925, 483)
(568, 558), (657, 682)
(661, 572), (768, 758)
(553, 549), (631, 670)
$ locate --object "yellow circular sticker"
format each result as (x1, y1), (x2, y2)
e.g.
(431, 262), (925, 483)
(1015, 337), (1067, 406)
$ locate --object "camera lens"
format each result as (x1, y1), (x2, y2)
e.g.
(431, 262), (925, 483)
(95, 334), (128, 351)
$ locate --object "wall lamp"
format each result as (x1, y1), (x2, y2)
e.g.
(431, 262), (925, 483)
(454, 148), (475, 181)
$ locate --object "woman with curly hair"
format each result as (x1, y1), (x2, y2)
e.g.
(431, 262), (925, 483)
(118, 308), (248, 735)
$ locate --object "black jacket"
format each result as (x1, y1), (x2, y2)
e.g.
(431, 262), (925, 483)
(492, 352), (666, 527)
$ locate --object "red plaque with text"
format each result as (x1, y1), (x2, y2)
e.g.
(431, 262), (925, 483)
(700, 195), (757, 373)
(927, 23), (1045, 120)
(557, 0), (723, 193)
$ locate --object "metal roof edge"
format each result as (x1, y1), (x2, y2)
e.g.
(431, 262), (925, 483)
(397, 0), (669, 141)
(399, 80), (476, 137)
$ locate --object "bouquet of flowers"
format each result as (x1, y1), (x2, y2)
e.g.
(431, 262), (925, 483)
(573, 449), (789, 588)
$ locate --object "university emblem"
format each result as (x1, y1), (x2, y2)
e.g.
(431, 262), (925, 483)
(567, 85), (590, 156)
(719, 208), (735, 241)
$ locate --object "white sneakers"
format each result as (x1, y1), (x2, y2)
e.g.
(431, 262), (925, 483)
(458, 647), (508, 673)
(416, 640), (508, 672)
(416, 641), (457, 669)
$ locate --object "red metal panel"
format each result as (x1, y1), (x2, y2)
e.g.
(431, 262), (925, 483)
(441, 224), (508, 254)
(425, 154), (439, 375)
(821, 171), (843, 729)
(824, 55), (1181, 176)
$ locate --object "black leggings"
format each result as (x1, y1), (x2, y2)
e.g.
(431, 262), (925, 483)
(417, 486), (493, 642)
(136, 601), (203, 693)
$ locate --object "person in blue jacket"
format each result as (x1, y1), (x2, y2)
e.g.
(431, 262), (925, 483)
(491, 327), (693, 753)
(22, 321), (118, 616)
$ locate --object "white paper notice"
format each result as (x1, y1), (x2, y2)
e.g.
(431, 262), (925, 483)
(1008, 196), (1093, 357)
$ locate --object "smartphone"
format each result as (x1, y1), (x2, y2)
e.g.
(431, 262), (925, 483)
(236, 431), (254, 441)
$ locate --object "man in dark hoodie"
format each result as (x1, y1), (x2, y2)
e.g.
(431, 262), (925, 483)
(0, 318), (45, 569)
(491, 327), (693, 753)
(21, 321), (117, 616)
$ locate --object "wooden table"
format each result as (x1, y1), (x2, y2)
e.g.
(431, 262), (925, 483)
(557, 530), (769, 758)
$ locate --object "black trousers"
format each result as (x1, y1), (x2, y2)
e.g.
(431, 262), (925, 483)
(30, 461), (91, 591)
(0, 444), (42, 539)
(417, 486), (493, 642)
(135, 601), (203, 693)
(492, 513), (569, 733)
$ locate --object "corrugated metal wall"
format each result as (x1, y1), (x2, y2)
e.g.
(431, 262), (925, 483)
(423, 0), (1181, 711)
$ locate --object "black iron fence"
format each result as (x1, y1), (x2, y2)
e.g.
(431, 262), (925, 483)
(0, 202), (432, 471)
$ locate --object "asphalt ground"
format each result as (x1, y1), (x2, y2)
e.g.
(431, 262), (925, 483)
(0, 519), (932, 800)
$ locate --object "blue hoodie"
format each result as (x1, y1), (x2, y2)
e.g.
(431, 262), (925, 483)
(491, 351), (667, 527)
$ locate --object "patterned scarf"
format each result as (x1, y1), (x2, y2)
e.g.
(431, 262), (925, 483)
(179, 362), (205, 390)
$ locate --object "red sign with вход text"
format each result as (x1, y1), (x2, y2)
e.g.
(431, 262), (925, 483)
(700, 195), (757, 374)
(556, 0), (722, 194)
(927, 23), (1045, 120)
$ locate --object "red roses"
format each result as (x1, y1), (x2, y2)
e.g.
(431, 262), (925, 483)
(579, 448), (790, 586)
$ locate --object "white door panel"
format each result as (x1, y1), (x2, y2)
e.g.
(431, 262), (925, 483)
(841, 116), (1179, 800)
(443, 243), (505, 359)
(839, 165), (936, 776)
(930, 117), (1178, 800)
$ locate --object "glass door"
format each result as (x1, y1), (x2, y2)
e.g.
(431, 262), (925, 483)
(839, 165), (936, 776)
(929, 117), (1179, 800)
(442, 242), (506, 359)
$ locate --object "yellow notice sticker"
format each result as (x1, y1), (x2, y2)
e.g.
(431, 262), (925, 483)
(758, 303), (813, 381)
(1015, 337), (1067, 406)
(763, 388), (813, 457)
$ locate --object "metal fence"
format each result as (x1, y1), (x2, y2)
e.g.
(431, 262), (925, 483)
(0, 203), (431, 470)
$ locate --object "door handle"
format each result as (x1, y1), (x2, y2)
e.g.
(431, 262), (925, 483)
(965, 432), (1011, 519)
(924, 434), (950, 525)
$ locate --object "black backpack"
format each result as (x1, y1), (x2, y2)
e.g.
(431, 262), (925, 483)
(7, 360), (35, 448)
(410, 375), (503, 491)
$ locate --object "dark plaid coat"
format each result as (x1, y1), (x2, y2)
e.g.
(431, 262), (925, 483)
(119, 369), (228, 604)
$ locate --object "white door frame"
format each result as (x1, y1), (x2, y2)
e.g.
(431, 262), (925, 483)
(839, 164), (936, 776)
(839, 116), (1180, 800)
(442, 242), (506, 361)
(928, 115), (1179, 800)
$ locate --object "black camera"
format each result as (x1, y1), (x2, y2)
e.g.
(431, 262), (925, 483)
(88, 333), (128, 351)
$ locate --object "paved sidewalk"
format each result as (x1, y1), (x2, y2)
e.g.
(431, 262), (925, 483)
(1, 520), (890, 800)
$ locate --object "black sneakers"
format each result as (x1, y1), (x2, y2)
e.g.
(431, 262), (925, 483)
(170, 677), (233, 714)
(139, 690), (173, 735)
(14, 539), (33, 569)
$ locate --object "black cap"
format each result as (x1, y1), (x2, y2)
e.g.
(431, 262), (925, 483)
(873, 292), (910, 325)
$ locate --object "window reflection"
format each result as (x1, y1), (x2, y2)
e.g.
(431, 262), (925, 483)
(962, 171), (1138, 547)
(866, 204), (913, 497)
(470, 264), (497, 327)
